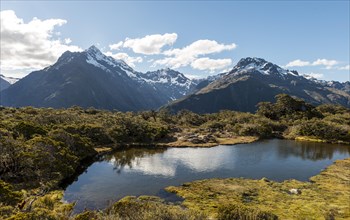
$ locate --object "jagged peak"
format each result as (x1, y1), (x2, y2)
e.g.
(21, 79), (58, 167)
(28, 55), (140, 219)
(236, 57), (271, 68)
(84, 45), (106, 61)
(160, 67), (172, 72)
(148, 68), (177, 74)
(231, 57), (300, 77)
(146, 68), (187, 79)
(85, 45), (101, 54)
(84, 45), (132, 72)
(84, 45), (129, 68)
(56, 50), (74, 62)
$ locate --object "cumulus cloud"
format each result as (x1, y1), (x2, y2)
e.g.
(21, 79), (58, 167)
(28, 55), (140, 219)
(121, 33), (177, 55)
(0, 10), (82, 76)
(312, 59), (338, 67)
(304, 72), (324, 79)
(64, 38), (72, 44)
(105, 52), (143, 68)
(191, 57), (232, 73)
(338, 65), (350, 70)
(109, 41), (123, 50)
(153, 39), (236, 70)
(285, 58), (339, 69)
(285, 59), (310, 67)
(164, 40), (236, 57)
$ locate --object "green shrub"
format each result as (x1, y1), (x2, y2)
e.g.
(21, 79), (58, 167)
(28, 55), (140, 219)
(64, 124), (113, 145)
(297, 119), (350, 141)
(49, 129), (96, 159)
(257, 94), (322, 121)
(0, 180), (23, 206)
(13, 121), (47, 139)
(317, 104), (350, 115)
(177, 110), (206, 126)
(218, 204), (278, 220)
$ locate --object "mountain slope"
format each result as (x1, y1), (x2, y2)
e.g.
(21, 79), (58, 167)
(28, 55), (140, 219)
(0, 78), (10, 91)
(165, 57), (350, 113)
(0, 46), (170, 111)
(0, 74), (19, 91)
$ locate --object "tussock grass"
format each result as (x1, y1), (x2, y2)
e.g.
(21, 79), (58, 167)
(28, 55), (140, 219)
(166, 158), (350, 219)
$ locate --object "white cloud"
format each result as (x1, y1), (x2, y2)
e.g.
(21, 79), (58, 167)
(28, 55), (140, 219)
(164, 40), (236, 57)
(105, 52), (143, 68)
(191, 57), (232, 73)
(154, 39), (236, 69)
(285, 58), (339, 69)
(285, 59), (310, 67)
(305, 72), (324, 79)
(338, 65), (350, 70)
(312, 59), (338, 67)
(122, 33), (177, 55)
(64, 38), (72, 44)
(0, 10), (82, 76)
(109, 41), (123, 50)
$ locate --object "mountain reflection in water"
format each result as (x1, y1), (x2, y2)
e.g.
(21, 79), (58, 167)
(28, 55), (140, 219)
(64, 139), (350, 212)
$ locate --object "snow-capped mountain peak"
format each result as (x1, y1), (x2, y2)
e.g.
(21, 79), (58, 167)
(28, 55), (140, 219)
(83, 45), (138, 78)
(85, 45), (101, 54)
(236, 57), (267, 67)
(15, 45), (199, 103)
(142, 68), (193, 88)
(85, 45), (115, 71)
(139, 68), (197, 98)
(232, 57), (299, 77)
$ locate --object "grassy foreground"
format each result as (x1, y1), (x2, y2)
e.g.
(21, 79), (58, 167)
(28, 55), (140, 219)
(166, 158), (350, 219)
(1, 94), (349, 219)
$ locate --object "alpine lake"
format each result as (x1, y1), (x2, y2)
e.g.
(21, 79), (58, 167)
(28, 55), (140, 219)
(63, 139), (350, 212)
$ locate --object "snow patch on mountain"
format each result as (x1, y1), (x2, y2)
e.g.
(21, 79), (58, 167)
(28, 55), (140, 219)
(233, 57), (299, 77)
(86, 54), (110, 72)
(140, 68), (195, 90)
(85, 45), (142, 79)
(0, 74), (20, 84)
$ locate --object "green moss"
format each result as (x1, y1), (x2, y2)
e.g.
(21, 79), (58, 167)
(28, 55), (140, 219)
(218, 204), (278, 220)
(102, 195), (206, 220)
(166, 158), (350, 219)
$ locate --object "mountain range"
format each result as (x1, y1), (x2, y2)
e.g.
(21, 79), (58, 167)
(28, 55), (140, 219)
(0, 46), (197, 111)
(165, 57), (350, 113)
(1, 46), (349, 112)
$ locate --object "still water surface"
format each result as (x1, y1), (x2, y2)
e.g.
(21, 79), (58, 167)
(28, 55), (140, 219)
(63, 139), (350, 212)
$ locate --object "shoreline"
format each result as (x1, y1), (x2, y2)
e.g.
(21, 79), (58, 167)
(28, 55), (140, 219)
(93, 135), (349, 155)
(165, 157), (350, 219)
(71, 156), (350, 218)
(93, 135), (260, 154)
(5, 139), (350, 219)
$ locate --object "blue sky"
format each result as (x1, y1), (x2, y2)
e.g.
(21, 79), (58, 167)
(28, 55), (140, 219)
(1, 1), (349, 81)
